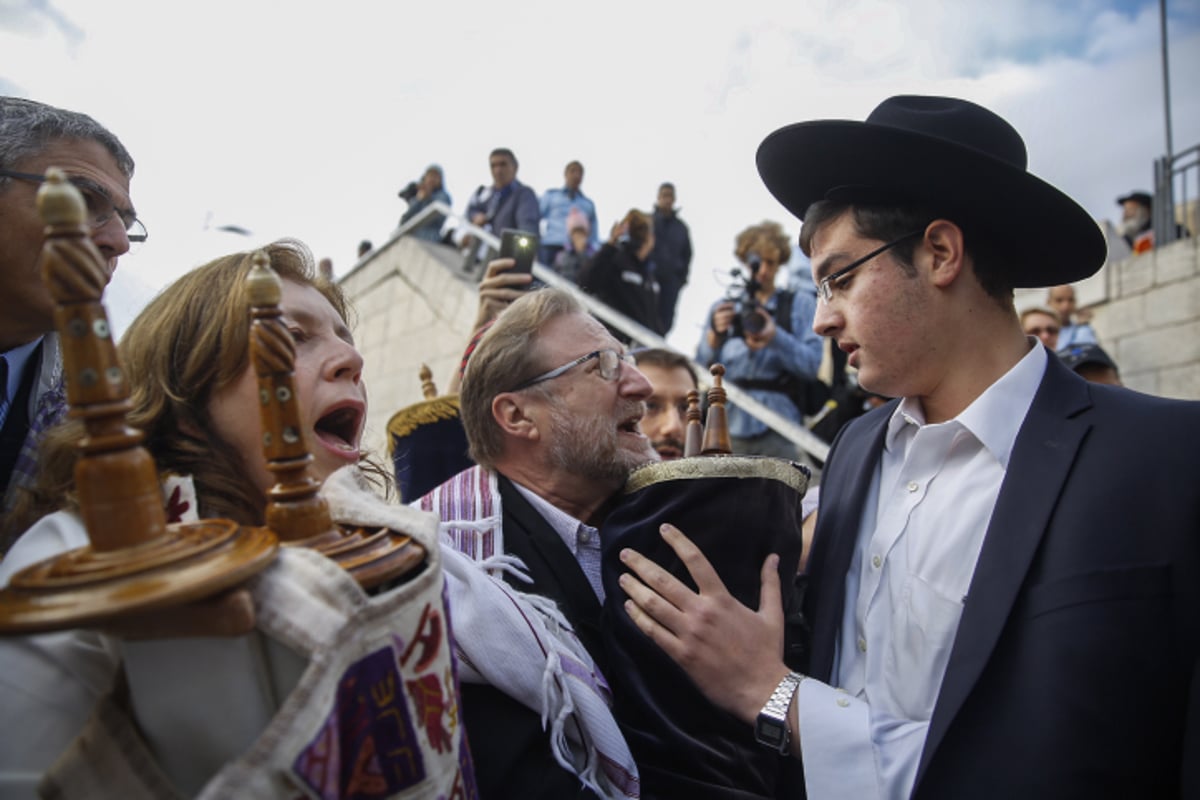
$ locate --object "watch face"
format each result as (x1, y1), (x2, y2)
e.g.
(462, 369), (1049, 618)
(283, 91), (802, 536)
(755, 716), (787, 750)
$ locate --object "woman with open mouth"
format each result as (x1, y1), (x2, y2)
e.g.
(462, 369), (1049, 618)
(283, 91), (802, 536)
(0, 238), (634, 800)
(0, 239), (388, 788)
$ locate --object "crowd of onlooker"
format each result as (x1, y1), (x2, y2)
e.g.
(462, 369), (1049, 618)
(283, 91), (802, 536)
(396, 148), (694, 342)
(393, 147), (1166, 463)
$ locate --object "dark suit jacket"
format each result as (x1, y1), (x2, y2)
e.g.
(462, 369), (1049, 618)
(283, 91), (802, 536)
(459, 475), (605, 800)
(804, 355), (1199, 799)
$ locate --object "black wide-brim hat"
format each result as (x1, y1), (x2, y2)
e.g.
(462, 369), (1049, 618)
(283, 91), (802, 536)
(756, 95), (1107, 287)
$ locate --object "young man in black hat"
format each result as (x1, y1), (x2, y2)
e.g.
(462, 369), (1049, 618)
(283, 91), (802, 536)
(618, 95), (1200, 798)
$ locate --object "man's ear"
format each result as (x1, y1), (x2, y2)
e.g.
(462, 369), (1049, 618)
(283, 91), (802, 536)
(923, 219), (966, 289)
(492, 392), (541, 442)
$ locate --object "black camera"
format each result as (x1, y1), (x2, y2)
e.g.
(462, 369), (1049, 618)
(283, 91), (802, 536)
(726, 254), (770, 338)
(398, 181), (419, 202)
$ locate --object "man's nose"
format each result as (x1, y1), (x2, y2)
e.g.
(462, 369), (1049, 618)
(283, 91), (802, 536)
(620, 364), (653, 400)
(812, 298), (840, 338)
(89, 215), (131, 261)
(663, 404), (686, 440)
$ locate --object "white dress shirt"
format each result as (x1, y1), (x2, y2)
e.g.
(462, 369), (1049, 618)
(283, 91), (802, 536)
(797, 342), (1046, 800)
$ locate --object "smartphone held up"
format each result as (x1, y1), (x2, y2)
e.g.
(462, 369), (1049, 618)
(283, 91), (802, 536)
(499, 228), (539, 276)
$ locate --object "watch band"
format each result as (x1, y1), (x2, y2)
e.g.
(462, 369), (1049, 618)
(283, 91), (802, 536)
(754, 671), (805, 753)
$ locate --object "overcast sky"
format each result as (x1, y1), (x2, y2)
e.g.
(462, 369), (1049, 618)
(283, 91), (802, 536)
(2, 0), (1198, 351)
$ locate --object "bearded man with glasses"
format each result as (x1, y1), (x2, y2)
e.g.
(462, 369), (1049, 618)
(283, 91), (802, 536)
(416, 287), (655, 800)
(0, 97), (140, 552)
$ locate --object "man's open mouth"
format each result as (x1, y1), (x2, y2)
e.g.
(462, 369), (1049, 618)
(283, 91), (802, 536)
(618, 414), (644, 436)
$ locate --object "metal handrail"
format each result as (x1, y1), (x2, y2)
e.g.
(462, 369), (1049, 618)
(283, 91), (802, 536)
(377, 201), (831, 462)
(1153, 143), (1198, 248)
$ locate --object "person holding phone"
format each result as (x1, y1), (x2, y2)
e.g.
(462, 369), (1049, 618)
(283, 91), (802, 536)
(577, 209), (663, 345)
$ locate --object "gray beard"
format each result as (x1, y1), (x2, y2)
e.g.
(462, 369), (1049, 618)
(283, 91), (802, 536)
(1118, 211), (1150, 238)
(545, 398), (653, 483)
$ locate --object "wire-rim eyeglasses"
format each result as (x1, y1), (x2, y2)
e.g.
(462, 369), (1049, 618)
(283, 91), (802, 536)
(0, 168), (148, 244)
(508, 348), (635, 393)
(815, 229), (923, 303)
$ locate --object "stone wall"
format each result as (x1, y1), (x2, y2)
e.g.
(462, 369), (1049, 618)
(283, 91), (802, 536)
(1016, 233), (1200, 400)
(337, 235), (479, 456)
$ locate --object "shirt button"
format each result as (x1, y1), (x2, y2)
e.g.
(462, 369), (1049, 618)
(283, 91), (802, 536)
(579, 530), (591, 544)
(907, 481), (919, 493)
(871, 554), (882, 569)
(857, 636), (867, 652)
(837, 698), (851, 708)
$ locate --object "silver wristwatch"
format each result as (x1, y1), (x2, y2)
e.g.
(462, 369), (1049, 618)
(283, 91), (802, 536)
(754, 671), (805, 753)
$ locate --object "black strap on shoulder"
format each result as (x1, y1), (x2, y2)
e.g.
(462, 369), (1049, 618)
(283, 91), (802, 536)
(773, 289), (794, 334)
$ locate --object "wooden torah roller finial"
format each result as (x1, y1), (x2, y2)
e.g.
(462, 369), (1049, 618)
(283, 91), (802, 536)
(419, 363), (438, 399)
(246, 254), (425, 590)
(684, 388), (704, 458)
(0, 171), (277, 635)
(700, 364), (733, 455)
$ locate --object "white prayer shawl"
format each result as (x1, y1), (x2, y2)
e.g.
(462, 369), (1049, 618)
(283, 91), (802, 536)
(418, 465), (504, 563)
(42, 475), (471, 800)
(415, 465), (640, 799)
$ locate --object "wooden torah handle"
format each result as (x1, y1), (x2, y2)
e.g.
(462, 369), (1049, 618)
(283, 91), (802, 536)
(700, 364), (733, 455)
(419, 363), (438, 399)
(247, 255), (425, 590)
(683, 388), (704, 458)
(0, 170), (276, 635)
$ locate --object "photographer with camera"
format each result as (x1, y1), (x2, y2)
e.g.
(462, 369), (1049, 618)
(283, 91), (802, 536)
(398, 164), (451, 242)
(578, 209), (663, 345)
(696, 220), (824, 461)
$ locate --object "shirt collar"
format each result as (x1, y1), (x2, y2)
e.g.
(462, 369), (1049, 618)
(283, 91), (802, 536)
(885, 341), (1046, 469)
(511, 480), (593, 553)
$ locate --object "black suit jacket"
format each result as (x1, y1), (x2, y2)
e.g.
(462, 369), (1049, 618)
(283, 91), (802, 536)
(459, 475), (605, 800)
(804, 355), (1200, 798)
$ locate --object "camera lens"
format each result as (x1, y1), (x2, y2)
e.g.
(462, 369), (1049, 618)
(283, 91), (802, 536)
(742, 308), (768, 335)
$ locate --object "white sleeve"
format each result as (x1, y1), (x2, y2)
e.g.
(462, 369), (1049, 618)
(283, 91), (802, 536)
(0, 510), (92, 586)
(796, 678), (930, 800)
(0, 511), (121, 789)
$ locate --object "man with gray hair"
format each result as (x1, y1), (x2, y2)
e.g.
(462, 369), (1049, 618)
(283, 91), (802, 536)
(419, 287), (656, 799)
(0, 97), (141, 550)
